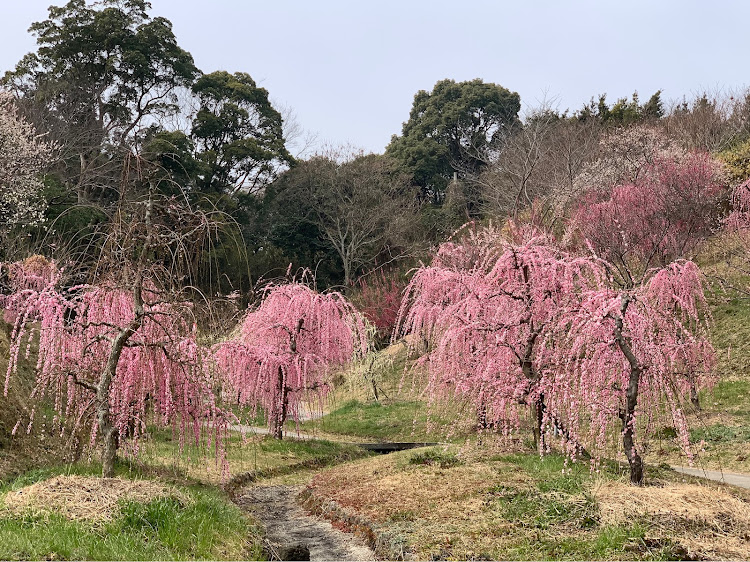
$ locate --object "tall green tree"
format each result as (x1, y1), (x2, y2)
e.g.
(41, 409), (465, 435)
(191, 71), (293, 195)
(3, 0), (199, 204)
(387, 78), (521, 205)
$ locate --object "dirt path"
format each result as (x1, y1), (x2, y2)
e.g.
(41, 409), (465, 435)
(228, 424), (318, 440)
(235, 484), (375, 561)
(671, 465), (750, 489)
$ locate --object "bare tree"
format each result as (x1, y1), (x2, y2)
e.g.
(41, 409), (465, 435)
(665, 89), (750, 153)
(310, 151), (420, 287)
(466, 106), (600, 223)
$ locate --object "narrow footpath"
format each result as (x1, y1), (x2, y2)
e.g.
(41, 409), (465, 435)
(671, 465), (750, 489)
(235, 484), (375, 561)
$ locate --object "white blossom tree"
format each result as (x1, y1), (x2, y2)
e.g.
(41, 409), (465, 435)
(0, 92), (55, 235)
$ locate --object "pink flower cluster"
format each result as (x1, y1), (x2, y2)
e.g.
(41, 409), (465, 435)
(2, 269), (230, 468)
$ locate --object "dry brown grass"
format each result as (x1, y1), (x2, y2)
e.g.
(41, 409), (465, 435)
(596, 479), (750, 560)
(2, 475), (189, 521)
(309, 448), (537, 559)
(309, 444), (750, 560)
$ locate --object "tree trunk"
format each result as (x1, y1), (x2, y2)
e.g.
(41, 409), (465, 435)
(690, 380), (701, 411)
(613, 297), (645, 486)
(476, 400), (489, 431)
(101, 424), (118, 478)
(533, 395), (545, 451)
(271, 366), (288, 440)
(615, 359), (646, 485)
(97, 277), (145, 477)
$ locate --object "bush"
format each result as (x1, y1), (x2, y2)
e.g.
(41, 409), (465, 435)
(408, 448), (461, 468)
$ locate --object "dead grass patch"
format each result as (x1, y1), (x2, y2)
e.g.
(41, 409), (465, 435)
(310, 448), (501, 523)
(309, 448), (539, 559)
(310, 446), (750, 560)
(595, 480), (750, 559)
(3, 475), (189, 521)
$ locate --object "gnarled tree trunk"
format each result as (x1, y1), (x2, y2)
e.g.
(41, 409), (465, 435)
(613, 296), (645, 486)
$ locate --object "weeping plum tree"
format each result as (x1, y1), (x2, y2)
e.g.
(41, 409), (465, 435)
(1, 174), (235, 477)
(541, 260), (715, 484)
(2, 258), (230, 477)
(214, 279), (368, 439)
(396, 224), (603, 446)
(397, 224), (715, 485)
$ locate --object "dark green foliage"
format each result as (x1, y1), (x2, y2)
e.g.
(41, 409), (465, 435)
(255, 153), (419, 287)
(191, 71), (292, 195)
(642, 90), (664, 120)
(141, 130), (201, 196)
(576, 90), (664, 125)
(387, 78), (521, 205)
(3, 0), (199, 203)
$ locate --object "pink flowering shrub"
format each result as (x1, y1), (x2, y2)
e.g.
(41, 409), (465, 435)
(573, 151), (726, 284)
(0, 255), (60, 324)
(351, 270), (406, 347)
(214, 280), (368, 438)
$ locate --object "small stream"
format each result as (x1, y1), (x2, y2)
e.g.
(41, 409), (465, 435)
(235, 484), (375, 561)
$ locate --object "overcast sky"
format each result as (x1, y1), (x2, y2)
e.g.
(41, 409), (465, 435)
(3, 1), (748, 154)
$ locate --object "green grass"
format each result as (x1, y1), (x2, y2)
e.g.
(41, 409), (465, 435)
(298, 399), (467, 441)
(490, 486), (598, 530)
(503, 522), (688, 561)
(494, 453), (595, 493)
(408, 448), (462, 468)
(141, 424), (371, 484)
(252, 435), (365, 459)
(709, 295), (750, 381)
(0, 464), (262, 561)
(690, 423), (750, 443)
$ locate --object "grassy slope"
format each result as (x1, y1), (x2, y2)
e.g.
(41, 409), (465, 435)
(310, 446), (750, 560)
(297, 398), (475, 442)
(0, 462), (263, 561)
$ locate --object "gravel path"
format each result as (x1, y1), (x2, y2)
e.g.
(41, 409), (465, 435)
(235, 485), (375, 561)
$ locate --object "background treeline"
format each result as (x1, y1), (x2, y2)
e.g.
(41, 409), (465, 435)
(2, 0), (750, 304)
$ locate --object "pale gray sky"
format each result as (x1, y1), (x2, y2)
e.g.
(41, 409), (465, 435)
(3, 1), (748, 153)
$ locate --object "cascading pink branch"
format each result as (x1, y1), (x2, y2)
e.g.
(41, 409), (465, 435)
(541, 260), (715, 484)
(0, 255), (61, 324)
(396, 225), (605, 444)
(727, 178), (750, 231)
(3, 267), (231, 477)
(214, 281), (369, 439)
